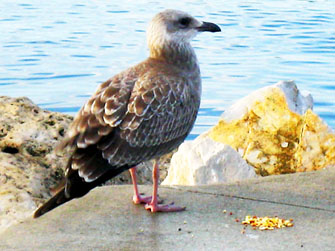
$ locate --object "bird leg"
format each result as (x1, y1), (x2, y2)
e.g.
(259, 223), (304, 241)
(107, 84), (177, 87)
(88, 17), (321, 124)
(129, 167), (153, 204)
(145, 159), (186, 212)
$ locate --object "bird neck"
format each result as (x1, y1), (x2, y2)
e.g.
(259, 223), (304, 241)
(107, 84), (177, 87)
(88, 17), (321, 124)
(149, 41), (199, 71)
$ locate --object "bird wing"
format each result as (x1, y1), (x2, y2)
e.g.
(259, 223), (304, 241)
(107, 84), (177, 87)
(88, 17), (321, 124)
(57, 69), (136, 151)
(57, 62), (200, 182)
(100, 69), (201, 167)
(55, 68), (137, 182)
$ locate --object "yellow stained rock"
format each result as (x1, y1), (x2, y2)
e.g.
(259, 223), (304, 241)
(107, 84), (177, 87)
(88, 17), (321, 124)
(209, 86), (335, 175)
(296, 110), (335, 172)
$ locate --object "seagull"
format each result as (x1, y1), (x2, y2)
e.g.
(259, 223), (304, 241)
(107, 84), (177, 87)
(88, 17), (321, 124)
(34, 9), (221, 217)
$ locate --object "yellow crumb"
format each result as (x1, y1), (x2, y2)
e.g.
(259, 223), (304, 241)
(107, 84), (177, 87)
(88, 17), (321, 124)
(242, 215), (294, 230)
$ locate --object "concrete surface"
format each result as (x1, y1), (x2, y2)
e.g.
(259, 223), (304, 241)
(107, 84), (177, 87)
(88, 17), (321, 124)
(1, 168), (335, 251)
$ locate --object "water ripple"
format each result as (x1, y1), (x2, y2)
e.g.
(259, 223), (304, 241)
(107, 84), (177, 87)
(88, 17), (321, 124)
(0, 0), (334, 137)
(71, 55), (95, 58)
(0, 74), (95, 81)
(46, 107), (81, 113)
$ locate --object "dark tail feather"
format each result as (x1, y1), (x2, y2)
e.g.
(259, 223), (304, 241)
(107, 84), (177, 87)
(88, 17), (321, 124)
(33, 165), (130, 218)
(34, 143), (133, 218)
(33, 187), (70, 218)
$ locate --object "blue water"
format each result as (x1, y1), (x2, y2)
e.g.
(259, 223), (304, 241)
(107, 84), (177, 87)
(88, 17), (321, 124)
(1, 1), (334, 139)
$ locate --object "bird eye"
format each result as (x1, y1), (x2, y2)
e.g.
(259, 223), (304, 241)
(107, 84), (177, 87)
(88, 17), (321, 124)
(178, 17), (191, 27)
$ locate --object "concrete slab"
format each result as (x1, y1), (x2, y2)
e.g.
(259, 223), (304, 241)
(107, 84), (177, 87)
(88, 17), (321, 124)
(1, 168), (335, 250)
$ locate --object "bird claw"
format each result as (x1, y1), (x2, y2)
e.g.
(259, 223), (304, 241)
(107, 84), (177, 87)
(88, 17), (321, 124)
(145, 202), (186, 213)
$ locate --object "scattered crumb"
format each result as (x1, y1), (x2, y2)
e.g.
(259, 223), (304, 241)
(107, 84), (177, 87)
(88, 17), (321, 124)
(242, 215), (294, 230)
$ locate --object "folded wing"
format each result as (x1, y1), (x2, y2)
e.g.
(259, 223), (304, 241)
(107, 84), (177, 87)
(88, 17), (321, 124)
(57, 60), (200, 183)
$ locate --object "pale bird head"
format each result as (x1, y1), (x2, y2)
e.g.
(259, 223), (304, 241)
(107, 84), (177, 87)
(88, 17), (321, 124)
(147, 9), (221, 51)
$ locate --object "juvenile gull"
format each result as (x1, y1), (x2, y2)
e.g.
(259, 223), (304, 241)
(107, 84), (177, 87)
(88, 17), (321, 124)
(34, 9), (221, 217)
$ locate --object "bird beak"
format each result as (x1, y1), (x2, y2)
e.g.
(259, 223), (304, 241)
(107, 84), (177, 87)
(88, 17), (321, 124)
(196, 21), (221, 32)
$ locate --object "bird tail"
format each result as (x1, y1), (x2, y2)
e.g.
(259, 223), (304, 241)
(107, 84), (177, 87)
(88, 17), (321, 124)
(33, 163), (130, 218)
(33, 144), (131, 218)
(33, 187), (70, 218)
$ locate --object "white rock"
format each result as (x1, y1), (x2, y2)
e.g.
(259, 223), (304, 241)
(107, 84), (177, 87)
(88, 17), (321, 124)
(162, 81), (317, 185)
(162, 134), (256, 186)
(222, 80), (313, 122)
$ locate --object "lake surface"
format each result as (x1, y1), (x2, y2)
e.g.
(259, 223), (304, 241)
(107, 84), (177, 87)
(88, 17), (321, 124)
(1, 0), (334, 139)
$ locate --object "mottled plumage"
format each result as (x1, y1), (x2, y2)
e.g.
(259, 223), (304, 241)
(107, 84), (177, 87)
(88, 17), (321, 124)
(34, 9), (220, 217)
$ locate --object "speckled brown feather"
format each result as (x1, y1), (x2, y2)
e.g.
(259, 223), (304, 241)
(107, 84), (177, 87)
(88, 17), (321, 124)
(57, 56), (201, 182)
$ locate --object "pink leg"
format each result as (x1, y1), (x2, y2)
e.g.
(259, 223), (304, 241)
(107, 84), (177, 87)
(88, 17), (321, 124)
(145, 160), (186, 213)
(129, 167), (152, 204)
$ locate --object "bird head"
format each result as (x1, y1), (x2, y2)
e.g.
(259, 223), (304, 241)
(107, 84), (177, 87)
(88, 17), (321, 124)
(147, 9), (221, 52)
